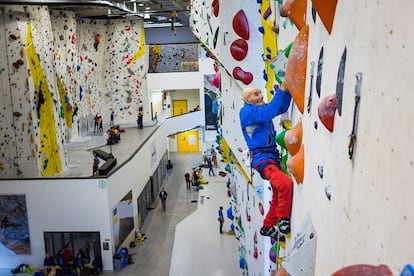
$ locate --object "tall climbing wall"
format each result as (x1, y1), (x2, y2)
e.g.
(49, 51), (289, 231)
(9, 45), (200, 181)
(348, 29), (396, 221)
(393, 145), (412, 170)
(190, 0), (286, 274)
(0, 6), (148, 178)
(0, 6), (64, 178)
(28, 6), (65, 177)
(192, 0), (414, 275)
(103, 19), (147, 122)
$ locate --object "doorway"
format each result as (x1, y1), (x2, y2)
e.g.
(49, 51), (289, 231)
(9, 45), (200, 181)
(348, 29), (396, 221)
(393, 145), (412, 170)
(177, 130), (199, 152)
(172, 100), (188, 116)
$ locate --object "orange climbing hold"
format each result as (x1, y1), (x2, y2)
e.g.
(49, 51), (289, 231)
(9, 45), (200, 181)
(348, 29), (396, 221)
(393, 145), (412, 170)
(311, 0), (338, 34)
(282, 0), (307, 30)
(287, 144), (304, 184)
(285, 25), (309, 113)
(318, 94), (337, 132)
(284, 119), (302, 156)
(331, 264), (393, 276)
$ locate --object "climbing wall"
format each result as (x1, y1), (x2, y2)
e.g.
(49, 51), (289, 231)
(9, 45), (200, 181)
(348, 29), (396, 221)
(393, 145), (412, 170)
(192, 0), (414, 275)
(0, 6), (63, 177)
(103, 19), (148, 122)
(0, 6), (148, 177)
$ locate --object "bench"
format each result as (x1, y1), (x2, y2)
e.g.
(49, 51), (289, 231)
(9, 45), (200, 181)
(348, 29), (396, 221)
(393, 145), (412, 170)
(98, 157), (117, 175)
(93, 149), (113, 161)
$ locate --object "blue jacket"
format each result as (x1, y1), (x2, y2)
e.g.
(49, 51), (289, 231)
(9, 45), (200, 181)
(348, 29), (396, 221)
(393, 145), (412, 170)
(239, 87), (291, 172)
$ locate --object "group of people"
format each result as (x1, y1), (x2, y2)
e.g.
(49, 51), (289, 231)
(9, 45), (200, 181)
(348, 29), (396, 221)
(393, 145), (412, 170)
(43, 244), (102, 276)
(107, 126), (121, 145)
(94, 114), (103, 133)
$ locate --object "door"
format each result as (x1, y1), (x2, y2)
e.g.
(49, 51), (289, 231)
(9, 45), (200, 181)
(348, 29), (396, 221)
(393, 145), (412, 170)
(177, 130), (199, 152)
(173, 100), (187, 116)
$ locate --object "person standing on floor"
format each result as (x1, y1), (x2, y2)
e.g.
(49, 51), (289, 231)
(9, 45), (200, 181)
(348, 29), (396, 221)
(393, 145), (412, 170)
(202, 151), (208, 165)
(185, 172), (192, 190)
(218, 206), (224, 234)
(137, 110), (143, 129)
(211, 145), (218, 168)
(110, 111), (115, 126)
(239, 83), (293, 239)
(159, 187), (168, 211)
(94, 114), (99, 133)
(92, 154), (100, 176)
(208, 158), (215, 176)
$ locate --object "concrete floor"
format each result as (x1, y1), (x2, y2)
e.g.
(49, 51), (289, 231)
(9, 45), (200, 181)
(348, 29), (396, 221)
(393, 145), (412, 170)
(61, 125), (241, 276)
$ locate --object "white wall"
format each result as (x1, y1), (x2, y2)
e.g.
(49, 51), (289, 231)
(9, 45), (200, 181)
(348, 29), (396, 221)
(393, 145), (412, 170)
(0, 123), (169, 270)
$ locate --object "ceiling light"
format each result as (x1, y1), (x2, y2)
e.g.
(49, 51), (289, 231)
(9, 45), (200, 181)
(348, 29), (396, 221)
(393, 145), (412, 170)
(138, 3), (144, 6)
(145, 7), (150, 10)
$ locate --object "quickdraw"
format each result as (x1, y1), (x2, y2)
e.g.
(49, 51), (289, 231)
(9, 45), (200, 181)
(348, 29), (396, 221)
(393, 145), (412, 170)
(348, 72), (363, 159)
(307, 61), (315, 113)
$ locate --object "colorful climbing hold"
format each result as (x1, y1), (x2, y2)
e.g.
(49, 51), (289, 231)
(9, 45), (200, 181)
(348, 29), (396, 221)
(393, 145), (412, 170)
(318, 94), (337, 132)
(284, 119), (302, 155)
(287, 144), (304, 184)
(233, 66), (253, 85)
(230, 39), (249, 61)
(331, 264), (393, 276)
(285, 25), (309, 113)
(233, 10), (250, 40)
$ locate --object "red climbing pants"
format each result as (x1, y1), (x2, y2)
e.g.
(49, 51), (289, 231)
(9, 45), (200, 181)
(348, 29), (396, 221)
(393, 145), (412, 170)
(262, 164), (293, 228)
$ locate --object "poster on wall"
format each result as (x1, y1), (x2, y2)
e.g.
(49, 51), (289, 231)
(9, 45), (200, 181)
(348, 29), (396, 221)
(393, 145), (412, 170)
(204, 74), (218, 130)
(0, 194), (31, 255)
(112, 191), (134, 249)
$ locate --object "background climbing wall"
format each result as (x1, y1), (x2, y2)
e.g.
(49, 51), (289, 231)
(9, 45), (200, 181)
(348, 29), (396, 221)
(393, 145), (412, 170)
(0, 6), (148, 178)
(192, 0), (414, 275)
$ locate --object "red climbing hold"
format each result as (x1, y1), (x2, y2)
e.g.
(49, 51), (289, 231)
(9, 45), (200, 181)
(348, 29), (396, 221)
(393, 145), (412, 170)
(232, 10), (250, 40)
(318, 94), (337, 132)
(331, 264), (393, 276)
(230, 39), (248, 61)
(212, 0), (219, 17)
(233, 67), (253, 85)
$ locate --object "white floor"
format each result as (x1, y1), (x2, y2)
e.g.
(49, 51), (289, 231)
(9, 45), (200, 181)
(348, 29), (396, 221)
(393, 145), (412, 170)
(99, 150), (241, 276)
(169, 177), (240, 276)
